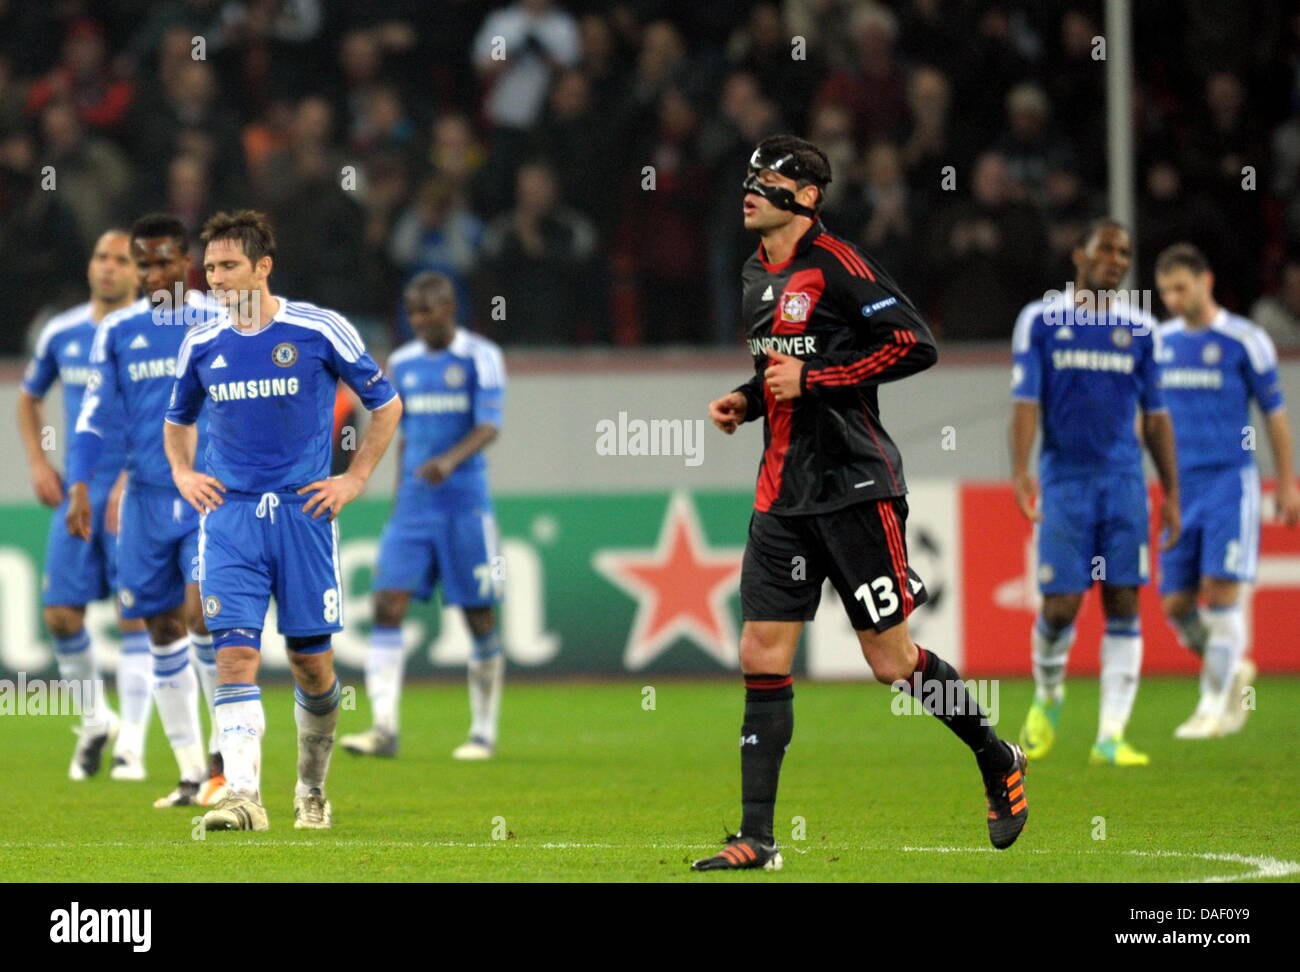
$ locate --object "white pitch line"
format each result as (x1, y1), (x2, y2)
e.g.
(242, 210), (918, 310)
(4, 841), (1296, 882)
(1123, 849), (1300, 883)
(899, 845), (1300, 883)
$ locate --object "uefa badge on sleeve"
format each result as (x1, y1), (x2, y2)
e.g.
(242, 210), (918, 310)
(272, 342), (298, 367)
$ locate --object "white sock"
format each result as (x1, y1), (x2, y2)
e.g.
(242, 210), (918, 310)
(190, 632), (220, 754)
(295, 679), (341, 797)
(1098, 617), (1142, 742)
(150, 635), (206, 782)
(1170, 607), (1209, 657)
(54, 629), (108, 731)
(366, 626), (405, 735)
(115, 630), (153, 757)
(1031, 616), (1075, 704)
(468, 630), (505, 745)
(1198, 604), (1244, 718)
(214, 684), (264, 798)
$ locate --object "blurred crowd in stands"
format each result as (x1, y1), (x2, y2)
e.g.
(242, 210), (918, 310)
(3, 0), (1300, 354)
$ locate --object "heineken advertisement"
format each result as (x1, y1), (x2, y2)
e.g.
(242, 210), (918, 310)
(2, 483), (1297, 677)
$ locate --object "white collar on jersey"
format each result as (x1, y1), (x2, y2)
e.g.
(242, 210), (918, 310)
(416, 328), (469, 357)
(227, 292), (282, 337)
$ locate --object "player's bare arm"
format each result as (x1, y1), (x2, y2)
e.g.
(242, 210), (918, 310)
(17, 390), (64, 508)
(1265, 408), (1300, 525)
(163, 419), (227, 514)
(418, 422), (498, 485)
(300, 395), (403, 519)
(64, 481), (93, 541)
(1010, 400), (1042, 522)
(105, 469), (128, 535)
(1141, 410), (1181, 549)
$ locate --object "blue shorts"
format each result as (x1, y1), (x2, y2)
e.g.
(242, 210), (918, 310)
(197, 491), (342, 638)
(1037, 473), (1150, 594)
(1159, 464), (1260, 594)
(42, 480), (119, 607)
(374, 501), (501, 607)
(116, 481), (201, 618)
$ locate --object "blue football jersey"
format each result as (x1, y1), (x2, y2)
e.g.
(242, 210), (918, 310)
(1157, 310), (1284, 471)
(71, 292), (221, 488)
(165, 297), (398, 493)
(22, 301), (127, 487)
(388, 330), (505, 506)
(1012, 294), (1165, 481)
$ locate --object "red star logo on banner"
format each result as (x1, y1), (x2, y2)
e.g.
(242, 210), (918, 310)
(593, 492), (744, 670)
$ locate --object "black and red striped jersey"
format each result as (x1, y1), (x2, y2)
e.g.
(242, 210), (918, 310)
(733, 220), (937, 515)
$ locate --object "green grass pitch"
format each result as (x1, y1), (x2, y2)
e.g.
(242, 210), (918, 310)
(1, 676), (1297, 882)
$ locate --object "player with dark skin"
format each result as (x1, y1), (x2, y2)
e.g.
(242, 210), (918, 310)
(1009, 223), (1181, 633)
(373, 276), (499, 642)
(67, 234), (211, 650)
(19, 229), (144, 642)
(707, 164), (922, 689)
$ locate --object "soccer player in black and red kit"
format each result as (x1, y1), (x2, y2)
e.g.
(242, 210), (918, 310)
(693, 136), (1029, 871)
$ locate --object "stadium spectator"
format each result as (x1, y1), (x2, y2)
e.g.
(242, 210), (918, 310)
(473, 0), (579, 132)
(727, 3), (819, 133)
(0, 128), (83, 354)
(471, 0), (579, 215)
(783, 0), (857, 71)
(38, 101), (132, 252)
(530, 70), (617, 233)
(426, 112), (488, 204)
(1045, 8), (1106, 184)
(576, 12), (626, 116)
(1251, 258), (1300, 349)
(930, 152), (1046, 339)
(257, 95), (344, 205)
(0, 1), (1297, 349)
(25, 19), (135, 137)
(166, 154), (214, 252)
(621, 87), (711, 345)
(120, 0), (221, 81)
(700, 70), (782, 343)
(814, 3), (908, 147)
(802, 103), (854, 215)
(832, 140), (925, 301)
(1043, 162), (1102, 282)
(1186, 71), (1267, 308)
(1137, 158), (1230, 297)
(389, 176), (484, 333)
(128, 59), (245, 208)
(479, 160), (595, 345)
(994, 82), (1077, 208)
(267, 143), (379, 321)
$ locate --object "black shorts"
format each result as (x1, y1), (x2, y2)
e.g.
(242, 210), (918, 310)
(740, 497), (929, 632)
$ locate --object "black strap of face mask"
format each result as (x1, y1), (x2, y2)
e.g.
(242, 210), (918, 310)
(743, 171), (820, 219)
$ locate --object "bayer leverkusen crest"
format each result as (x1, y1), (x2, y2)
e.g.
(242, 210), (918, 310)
(780, 291), (811, 323)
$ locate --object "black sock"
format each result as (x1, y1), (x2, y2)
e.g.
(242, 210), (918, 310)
(739, 673), (794, 845)
(905, 646), (1011, 775)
